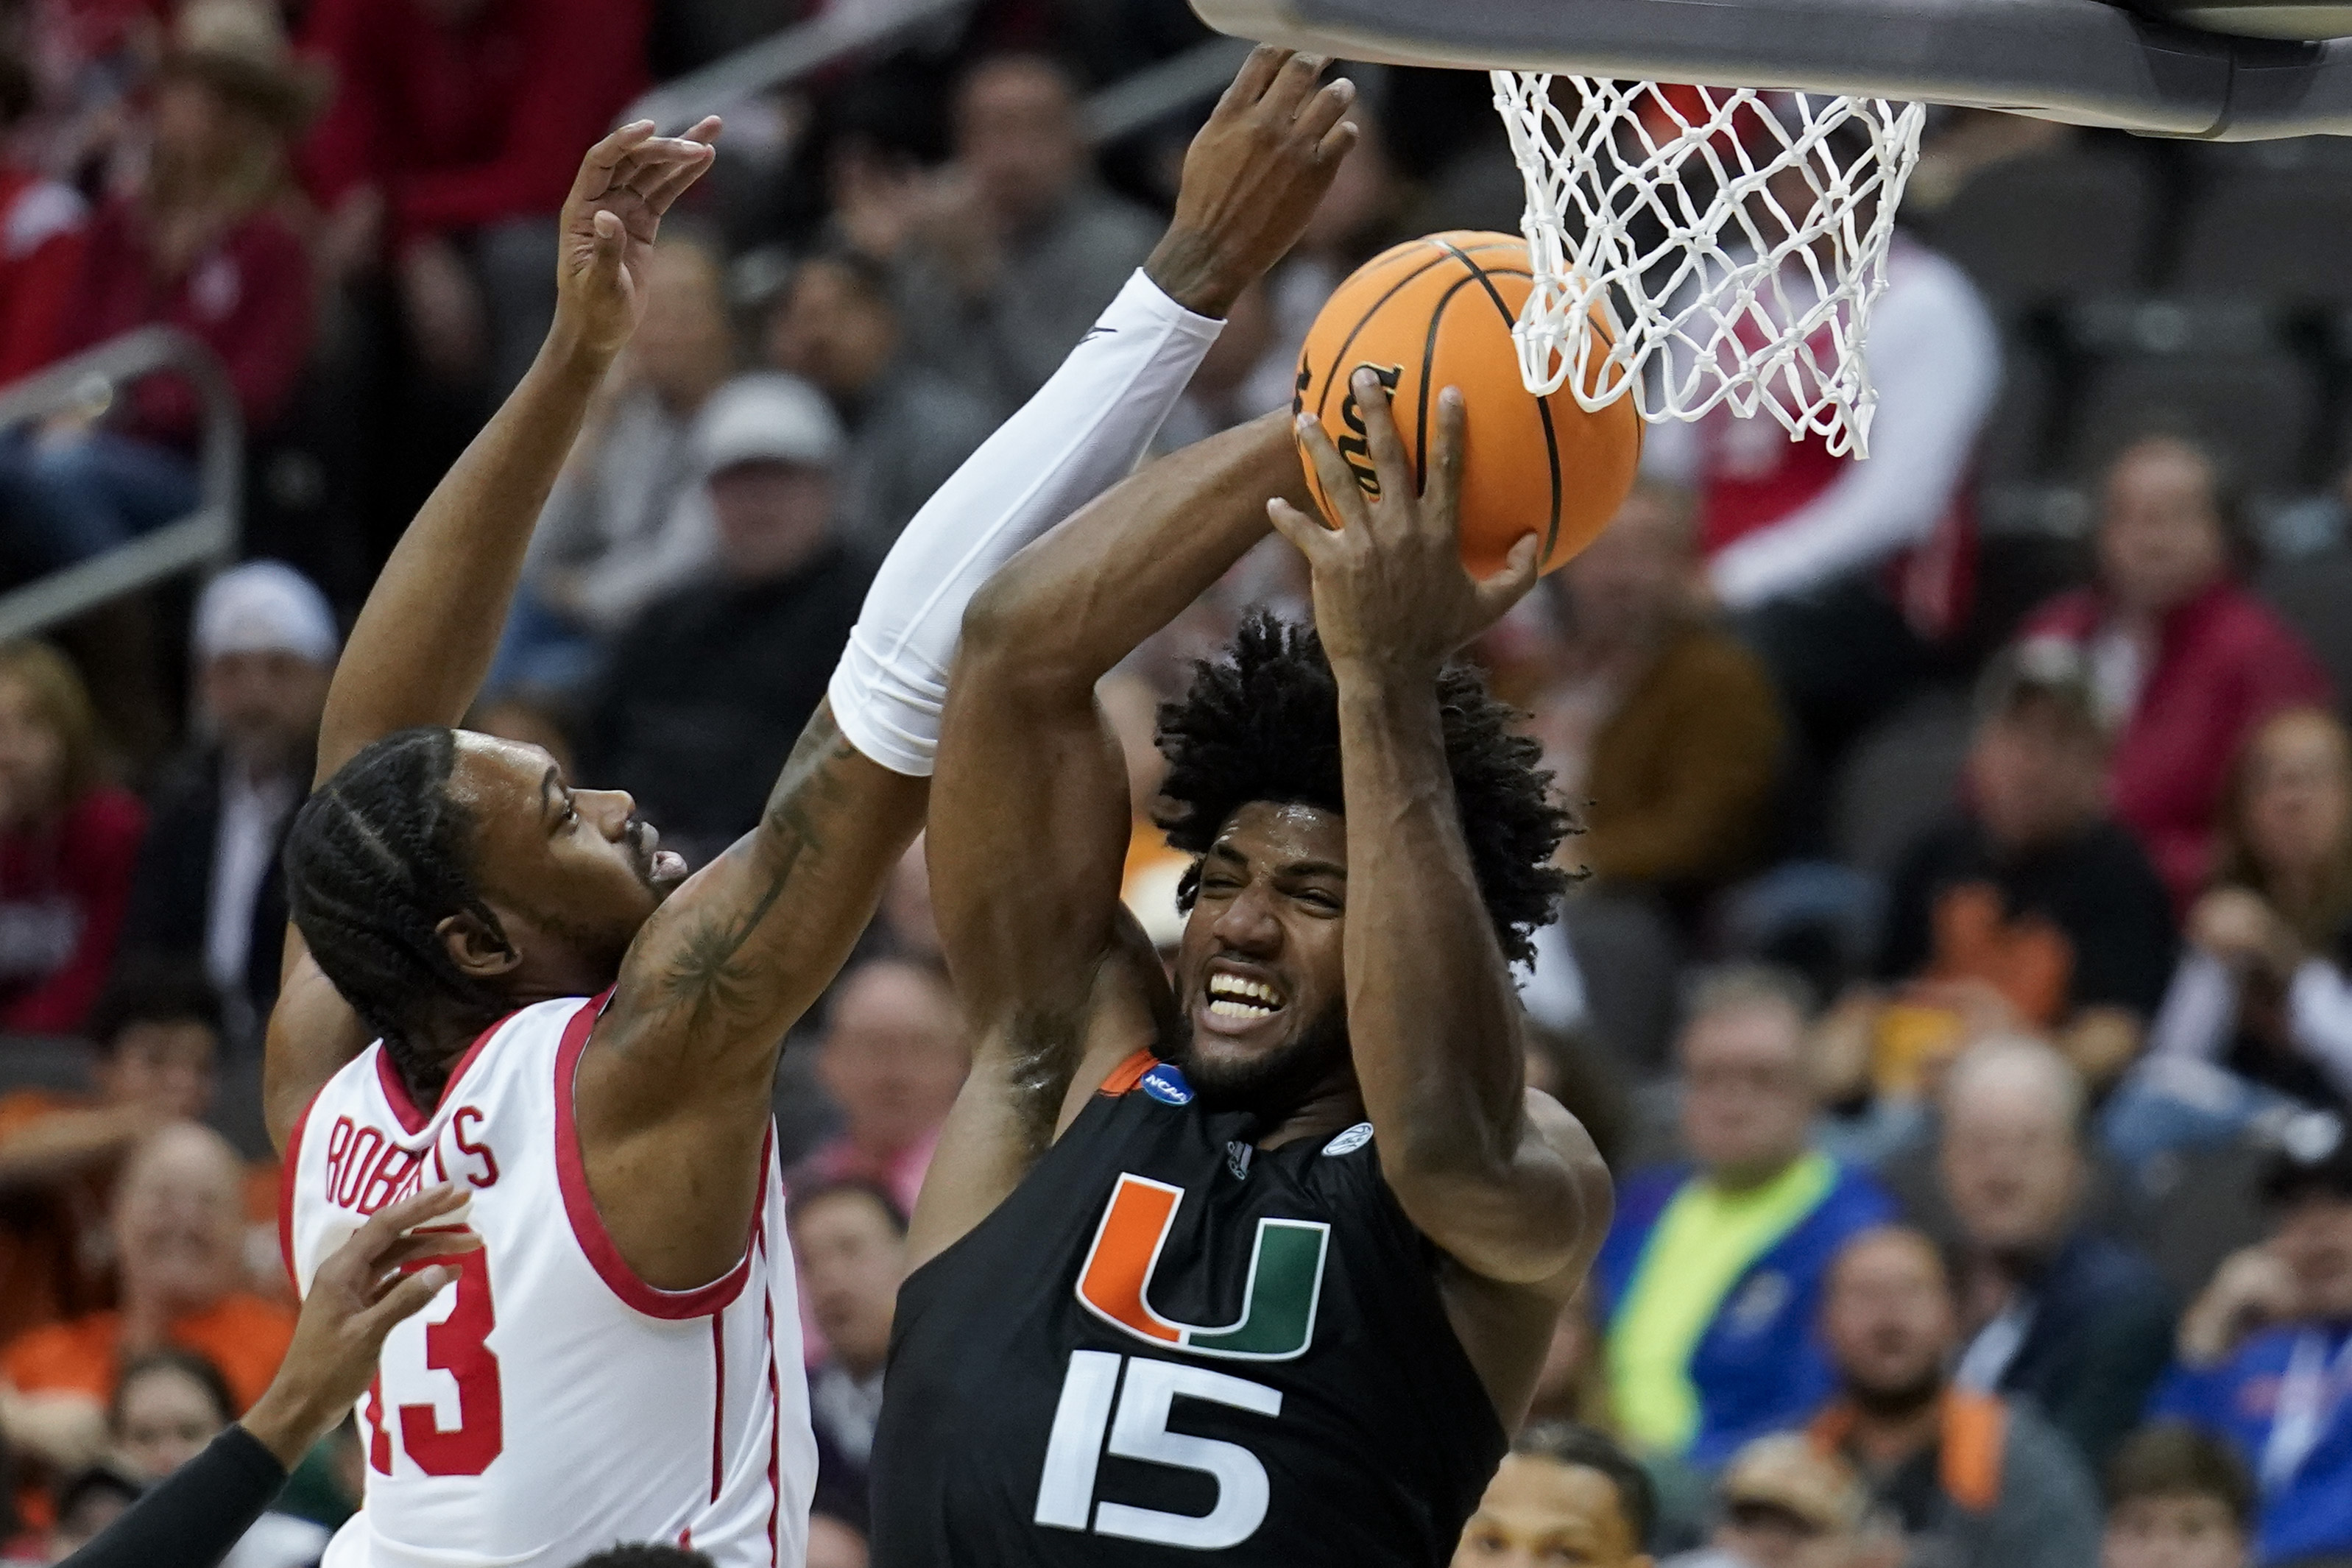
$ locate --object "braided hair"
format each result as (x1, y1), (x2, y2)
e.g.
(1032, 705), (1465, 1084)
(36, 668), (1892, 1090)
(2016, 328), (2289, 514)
(1153, 611), (1574, 967)
(282, 727), (514, 1096)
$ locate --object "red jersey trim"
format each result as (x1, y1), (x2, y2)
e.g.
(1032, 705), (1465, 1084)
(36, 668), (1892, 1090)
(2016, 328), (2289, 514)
(554, 992), (759, 1320)
(278, 1086), (322, 1292)
(1098, 1050), (1159, 1097)
(374, 1010), (515, 1135)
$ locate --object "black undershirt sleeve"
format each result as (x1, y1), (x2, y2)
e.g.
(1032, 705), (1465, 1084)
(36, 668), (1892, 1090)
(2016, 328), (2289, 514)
(58, 1424), (287, 1568)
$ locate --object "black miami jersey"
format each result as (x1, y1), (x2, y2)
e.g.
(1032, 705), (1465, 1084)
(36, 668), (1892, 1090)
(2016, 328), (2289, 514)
(869, 1052), (1507, 1565)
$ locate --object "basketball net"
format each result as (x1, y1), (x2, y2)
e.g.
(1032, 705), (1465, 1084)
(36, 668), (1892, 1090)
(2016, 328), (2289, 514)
(1491, 74), (1926, 458)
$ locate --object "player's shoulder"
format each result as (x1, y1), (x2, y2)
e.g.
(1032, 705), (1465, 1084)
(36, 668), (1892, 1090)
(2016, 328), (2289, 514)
(1095, 1050), (1193, 1105)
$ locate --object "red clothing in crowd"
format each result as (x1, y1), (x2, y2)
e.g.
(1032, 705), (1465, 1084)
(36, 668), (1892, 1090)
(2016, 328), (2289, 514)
(45, 198), (313, 447)
(2024, 579), (2334, 909)
(0, 786), (144, 1034)
(297, 0), (650, 249)
(0, 166), (85, 387)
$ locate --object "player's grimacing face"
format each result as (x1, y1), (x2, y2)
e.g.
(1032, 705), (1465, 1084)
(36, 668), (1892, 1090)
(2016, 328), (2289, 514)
(1170, 802), (1350, 1104)
(448, 733), (691, 989)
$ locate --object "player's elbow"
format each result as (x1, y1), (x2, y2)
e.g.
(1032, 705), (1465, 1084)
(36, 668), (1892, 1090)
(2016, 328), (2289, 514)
(959, 558), (1103, 696)
(1388, 1149), (1611, 1288)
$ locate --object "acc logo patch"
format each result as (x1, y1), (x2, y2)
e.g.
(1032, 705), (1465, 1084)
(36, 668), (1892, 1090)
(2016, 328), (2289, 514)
(1322, 1123), (1374, 1157)
(1140, 1064), (1194, 1106)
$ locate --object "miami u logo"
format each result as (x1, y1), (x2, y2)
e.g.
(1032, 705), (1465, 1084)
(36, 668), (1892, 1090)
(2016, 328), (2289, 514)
(1075, 1174), (1329, 1361)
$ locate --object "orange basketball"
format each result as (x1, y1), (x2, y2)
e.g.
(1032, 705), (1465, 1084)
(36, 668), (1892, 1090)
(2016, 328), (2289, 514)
(1293, 231), (1642, 579)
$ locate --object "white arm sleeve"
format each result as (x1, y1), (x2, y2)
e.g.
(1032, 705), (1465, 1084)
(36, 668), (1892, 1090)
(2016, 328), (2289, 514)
(826, 270), (1222, 777)
(1708, 252), (2001, 610)
(2287, 960), (2352, 1101)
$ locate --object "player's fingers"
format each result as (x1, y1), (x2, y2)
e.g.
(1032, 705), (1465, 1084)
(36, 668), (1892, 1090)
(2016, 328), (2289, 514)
(355, 1264), (462, 1343)
(571, 121), (656, 205)
(1212, 44), (1290, 123)
(1296, 76), (1357, 141)
(1424, 386), (1468, 529)
(372, 1229), (482, 1280)
(1295, 414), (1372, 531)
(1266, 498), (1334, 560)
(342, 1184), (470, 1269)
(1350, 367), (1413, 520)
(1316, 117), (1362, 167)
(589, 209), (626, 277)
(1259, 51), (1330, 123)
(1473, 533), (1544, 623)
(641, 143), (718, 216)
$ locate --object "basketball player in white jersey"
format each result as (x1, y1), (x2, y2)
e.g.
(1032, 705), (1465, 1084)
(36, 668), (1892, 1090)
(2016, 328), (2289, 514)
(268, 53), (1355, 1568)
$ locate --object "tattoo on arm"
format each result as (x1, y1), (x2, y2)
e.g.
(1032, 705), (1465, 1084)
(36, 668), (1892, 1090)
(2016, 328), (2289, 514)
(655, 715), (857, 1040)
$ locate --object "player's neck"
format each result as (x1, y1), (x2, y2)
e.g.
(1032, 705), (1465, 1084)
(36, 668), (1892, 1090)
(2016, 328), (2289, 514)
(1253, 1073), (1367, 1151)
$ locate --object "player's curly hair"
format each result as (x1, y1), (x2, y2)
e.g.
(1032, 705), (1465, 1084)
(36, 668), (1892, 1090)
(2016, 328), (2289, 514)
(282, 727), (513, 1098)
(1153, 611), (1574, 967)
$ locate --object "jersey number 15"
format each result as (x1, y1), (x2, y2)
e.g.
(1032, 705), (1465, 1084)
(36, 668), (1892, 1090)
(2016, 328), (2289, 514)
(1034, 1349), (1280, 1551)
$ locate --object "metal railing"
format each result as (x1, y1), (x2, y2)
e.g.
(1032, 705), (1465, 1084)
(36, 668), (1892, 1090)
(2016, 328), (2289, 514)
(0, 327), (242, 642)
(626, 0), (975, 132)
(628, 0), (1258, 147)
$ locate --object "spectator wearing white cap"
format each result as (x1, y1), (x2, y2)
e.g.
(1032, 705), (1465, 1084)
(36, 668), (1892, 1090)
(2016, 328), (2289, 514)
(579, 373), (871, 866)
(117, 562), (334, 1106)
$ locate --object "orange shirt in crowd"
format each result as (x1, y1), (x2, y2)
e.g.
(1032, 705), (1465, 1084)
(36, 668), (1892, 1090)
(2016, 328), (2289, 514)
(0, 1293), (295, 1411)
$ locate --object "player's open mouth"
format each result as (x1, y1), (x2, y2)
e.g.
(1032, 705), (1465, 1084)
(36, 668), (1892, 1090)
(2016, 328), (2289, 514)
(651, 849), (688, 883)
(1204, 970), (1285, 1023)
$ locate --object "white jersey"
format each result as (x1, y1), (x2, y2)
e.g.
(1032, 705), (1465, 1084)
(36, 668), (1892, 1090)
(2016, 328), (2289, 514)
(284, 995), (813, 1568)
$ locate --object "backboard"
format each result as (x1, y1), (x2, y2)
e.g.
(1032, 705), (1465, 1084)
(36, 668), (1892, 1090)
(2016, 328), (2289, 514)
(1193, 0), (2352, 138)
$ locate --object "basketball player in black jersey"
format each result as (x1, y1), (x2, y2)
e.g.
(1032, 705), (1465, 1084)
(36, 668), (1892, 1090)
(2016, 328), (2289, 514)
(874, 164), (1615, 1558)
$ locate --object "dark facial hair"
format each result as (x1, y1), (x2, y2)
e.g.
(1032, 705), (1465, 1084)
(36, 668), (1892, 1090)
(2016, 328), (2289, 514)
(1165, 995), (1353, 1123)
(1846, 1366), (1945, 1422)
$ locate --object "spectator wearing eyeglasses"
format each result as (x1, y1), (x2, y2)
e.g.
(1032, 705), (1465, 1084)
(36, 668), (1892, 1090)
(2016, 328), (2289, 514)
(1597, 967), (1896, 1471)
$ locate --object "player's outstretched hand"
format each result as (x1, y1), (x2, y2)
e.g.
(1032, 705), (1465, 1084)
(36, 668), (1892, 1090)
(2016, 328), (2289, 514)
(239, 1184), (484, 1466)
(1268, 367), (1541, 680)
(557, 116), (724, 357)
(1145, 46), (1359, 319)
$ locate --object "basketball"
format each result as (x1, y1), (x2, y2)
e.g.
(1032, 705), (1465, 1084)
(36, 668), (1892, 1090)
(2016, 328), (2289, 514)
(1293, 231), (1643, 579)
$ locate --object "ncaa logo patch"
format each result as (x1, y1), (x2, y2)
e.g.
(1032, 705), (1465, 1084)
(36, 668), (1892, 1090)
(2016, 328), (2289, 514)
(1323, 1123), (1374, 1156)
(1140, 1064), (1194, 1106)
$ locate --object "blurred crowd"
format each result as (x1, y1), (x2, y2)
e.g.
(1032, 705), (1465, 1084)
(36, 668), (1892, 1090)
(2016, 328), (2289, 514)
(3, 0), (2352, 1565)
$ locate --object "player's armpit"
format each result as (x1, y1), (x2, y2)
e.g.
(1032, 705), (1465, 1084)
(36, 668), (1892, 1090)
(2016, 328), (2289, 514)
(263, 932), (371, 1154)
(907, 911), (1168, 1271)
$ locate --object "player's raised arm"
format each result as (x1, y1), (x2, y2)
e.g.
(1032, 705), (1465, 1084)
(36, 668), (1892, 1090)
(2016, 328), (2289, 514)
(921, 414), (1317, 1241)
(1266, 375), (1611, 1290)
(264, 121), (719, 1149)
(576, 49), (1359, 1290)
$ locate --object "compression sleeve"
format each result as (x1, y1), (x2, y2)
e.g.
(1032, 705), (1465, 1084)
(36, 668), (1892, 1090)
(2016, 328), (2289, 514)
(827, 269), (1222, 777)
(59, 1424), (286, 1568)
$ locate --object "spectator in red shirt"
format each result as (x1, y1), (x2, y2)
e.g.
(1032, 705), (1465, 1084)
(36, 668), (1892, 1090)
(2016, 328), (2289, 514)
(2021, 432), (2334, 911)
(297, 0), (650, 397)
(0, 1), (320, 570)
(0, 640), (144, 1036)
(0, 49), (88, 389)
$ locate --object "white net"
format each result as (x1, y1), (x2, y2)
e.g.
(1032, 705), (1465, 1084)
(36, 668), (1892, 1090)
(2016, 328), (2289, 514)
(1491, 74), (1926, 457)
